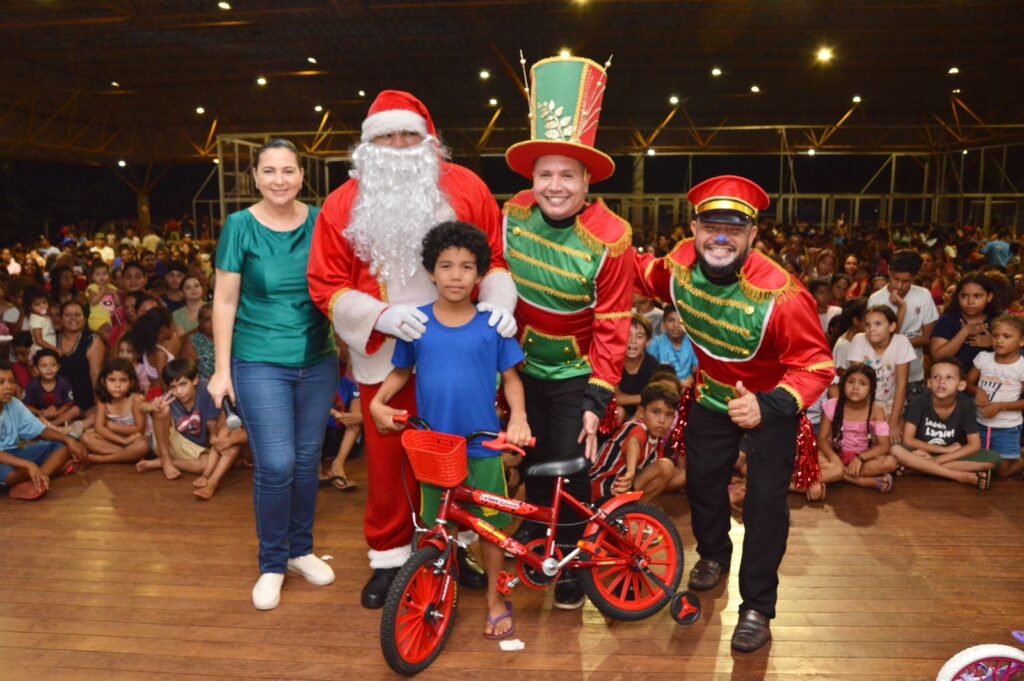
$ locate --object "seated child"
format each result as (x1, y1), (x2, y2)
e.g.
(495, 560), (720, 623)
(591, 381), (679, 504)
(616, 314), (659, 422)
(818, 363), (896, 493)
(138, 357), (246, 500)
(0, 360), (86, 500)
(80, 358), (150, 464)
(24, 288), (57, 358)
(891, 357), (999, 489)
(647, 304), (697, 387)
(321, 342), (361, 492)
(11, 331), (34, 394)
(369, 220), (531, 641)
(967, 314), (1024, 478)
(23, 349), (81, 431)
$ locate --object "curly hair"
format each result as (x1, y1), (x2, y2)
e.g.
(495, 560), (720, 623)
(420, 221), (491, 274)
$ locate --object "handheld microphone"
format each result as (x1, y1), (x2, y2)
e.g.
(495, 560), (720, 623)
(222, 396), (243, 430)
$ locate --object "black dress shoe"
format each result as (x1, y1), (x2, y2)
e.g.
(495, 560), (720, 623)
(361, 567), (399, 609)
(687, 559), (726, 590)
(731, 609), (771, 652)
(456, 546), (487, 589)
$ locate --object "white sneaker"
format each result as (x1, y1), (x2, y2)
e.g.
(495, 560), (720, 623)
(252, 573), (285, 610)
(287, 554), (335, 586)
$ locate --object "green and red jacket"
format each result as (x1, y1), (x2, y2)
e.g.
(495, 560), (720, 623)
(639, 239), (833, 416)
(502, 191), (633, 414)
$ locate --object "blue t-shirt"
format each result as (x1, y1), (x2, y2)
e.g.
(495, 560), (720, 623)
(169, 379), (221, 446)
(648, 334), (698, 382)
(0, 398), (46, 451)
(328, 376), (360, 429)
(981, 240), (1010, 268)
(392, 305), (525, 458)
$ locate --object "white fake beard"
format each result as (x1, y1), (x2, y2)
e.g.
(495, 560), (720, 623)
(345, 138), (454, 285)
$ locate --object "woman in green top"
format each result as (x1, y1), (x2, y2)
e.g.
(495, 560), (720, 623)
(209, 138), (338, 611)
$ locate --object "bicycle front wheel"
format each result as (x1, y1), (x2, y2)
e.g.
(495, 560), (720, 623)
(380, 546), (458, 676)
(579, 501), (684, 620)
(935, 643), (1024, 681)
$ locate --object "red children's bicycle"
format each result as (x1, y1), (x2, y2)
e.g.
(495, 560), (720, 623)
(380, 416), (701, 676)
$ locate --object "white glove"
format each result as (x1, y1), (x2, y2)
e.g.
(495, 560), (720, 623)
(477, 302), (517, 338)
(375, 305), (428, 342)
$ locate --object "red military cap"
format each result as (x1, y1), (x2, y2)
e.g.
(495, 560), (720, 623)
(688, 175), (771, 225)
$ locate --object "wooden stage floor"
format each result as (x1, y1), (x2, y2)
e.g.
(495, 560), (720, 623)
(1, 458), (1022, 680)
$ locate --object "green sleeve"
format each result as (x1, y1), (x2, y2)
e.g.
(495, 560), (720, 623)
(216, 212), (245, 273)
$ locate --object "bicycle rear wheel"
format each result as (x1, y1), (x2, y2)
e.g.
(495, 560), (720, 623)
(380, 546), (458, 676)
(579, 502), (684, 620)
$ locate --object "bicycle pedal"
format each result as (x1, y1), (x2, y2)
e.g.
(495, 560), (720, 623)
(496, 571), (518, 596)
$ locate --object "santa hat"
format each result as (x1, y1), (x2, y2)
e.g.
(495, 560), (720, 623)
(361, 90), (437, 143)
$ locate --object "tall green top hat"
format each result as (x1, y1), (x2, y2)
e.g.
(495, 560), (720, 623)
(506, 56), (615, 183)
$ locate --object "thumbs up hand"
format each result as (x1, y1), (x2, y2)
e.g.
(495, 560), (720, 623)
(727, 381), (762, 429)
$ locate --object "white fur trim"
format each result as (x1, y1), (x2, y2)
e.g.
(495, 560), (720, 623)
(368, 545), (412, 569)
(478, 270), (518, 313)
(332, 289), (387, 357)
(361, 110), (429, 143)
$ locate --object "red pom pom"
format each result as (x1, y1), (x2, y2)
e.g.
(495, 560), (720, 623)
(790, 414), (821, 491)
(666, 386), (694, 462)
(598, 396), (620, 438)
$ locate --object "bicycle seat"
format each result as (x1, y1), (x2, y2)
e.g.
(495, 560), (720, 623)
(525, 457), (589, 478)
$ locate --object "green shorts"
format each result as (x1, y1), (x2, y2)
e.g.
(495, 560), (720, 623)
(420, 455), (511, 530)
(960, 448), (1003, 465)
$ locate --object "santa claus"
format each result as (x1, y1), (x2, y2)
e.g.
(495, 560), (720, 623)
(308, 91), (518, 608)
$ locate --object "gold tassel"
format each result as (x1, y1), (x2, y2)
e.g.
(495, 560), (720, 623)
(738, 274), (802, 304)
(503, 198), (532, 221)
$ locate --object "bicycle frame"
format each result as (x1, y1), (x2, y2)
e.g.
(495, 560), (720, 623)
(420, 473), (651, 578)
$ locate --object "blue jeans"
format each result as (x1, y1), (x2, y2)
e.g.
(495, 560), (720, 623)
(232, 356), (337, 573)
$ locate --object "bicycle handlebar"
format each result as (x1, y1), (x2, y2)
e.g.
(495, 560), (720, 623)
(392, 415), (534, 456)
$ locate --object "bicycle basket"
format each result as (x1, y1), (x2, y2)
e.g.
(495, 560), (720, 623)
(401, 429), (468, 487)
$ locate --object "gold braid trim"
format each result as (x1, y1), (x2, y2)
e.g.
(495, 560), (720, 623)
(687, 325), (751, 356)
(593, 310), (632, 320)
(676, 298), (751, 337)
(672, 264), (758, 314)
(700, 370), (738, 397)
(511, 227), (593, 261)
(508, 248), (588, 284)
(738, 274), (802, 304)
(328, 288), (352, 318)
(589, 378), (616, 392)
(379, 279), (389, 303)
(512, 273), (592, 303)
(503, 199), (533, 221)
(778, 383), (805, 411)
(801, 360), (835, 373)
(573, 199), (632, 257)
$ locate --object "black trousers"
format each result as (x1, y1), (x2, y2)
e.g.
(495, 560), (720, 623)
(685, 402), (797, 619)
(521, 373), (592, 548)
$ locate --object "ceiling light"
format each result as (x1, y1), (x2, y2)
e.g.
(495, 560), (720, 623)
(213, 158), (220, 164)
(488, 98), (498, 106)
(952, 88), (961, 94)
(948, 66), (959, 75)
(117, 160), (126, 167)
(646, 148), (656, 156)
(807, 148), (816, 156)
(314, 104), (323, 112)
(852, 95), (862, 103)
(962, 149), (968, 155)
(358, 90), (366, 97)
(256, 76), (267, 86)
(307, 57), (317, 64)
(669, 95), (679, 105)
(479, 69), (490, 80)
(816, 46), (833, 63)
(195, 106), (205, 114)
(559, 48), (571, 58)
(711, 67), (722, 77)
(750, 85), (760, 93)
(217, 1), (231, 9)
(110, 81), (120, 88)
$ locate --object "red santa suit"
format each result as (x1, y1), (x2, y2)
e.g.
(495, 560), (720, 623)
(307, 92), (516, 569)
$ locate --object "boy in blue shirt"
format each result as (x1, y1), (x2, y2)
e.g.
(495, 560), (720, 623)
(370, 221), (531, 641)
(0, 360), (86, 500)
(647, 304), (697, 387)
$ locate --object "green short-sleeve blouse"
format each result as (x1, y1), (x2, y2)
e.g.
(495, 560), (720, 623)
(216, 205), (335, 367)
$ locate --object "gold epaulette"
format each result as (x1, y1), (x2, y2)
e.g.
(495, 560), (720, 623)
(575, 199), (632, 258)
